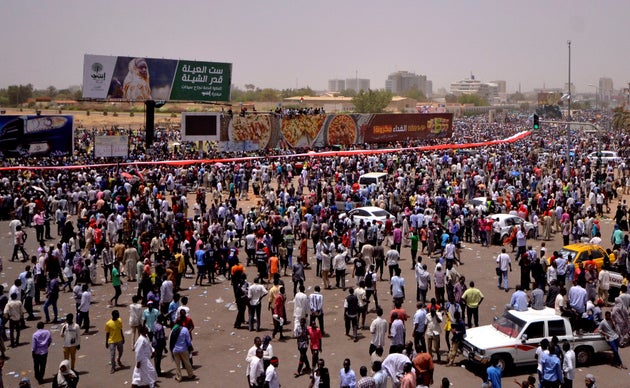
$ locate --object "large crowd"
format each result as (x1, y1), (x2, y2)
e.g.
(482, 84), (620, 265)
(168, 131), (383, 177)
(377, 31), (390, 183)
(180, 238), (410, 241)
(0, 110), (629, 388)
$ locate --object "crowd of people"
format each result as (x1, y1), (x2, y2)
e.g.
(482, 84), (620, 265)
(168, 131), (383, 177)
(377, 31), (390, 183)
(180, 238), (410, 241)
(0, 110), (629, 387)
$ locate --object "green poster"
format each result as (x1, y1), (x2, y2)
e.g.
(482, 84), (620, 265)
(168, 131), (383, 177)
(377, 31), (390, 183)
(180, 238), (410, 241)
(170, 60), (232, 102)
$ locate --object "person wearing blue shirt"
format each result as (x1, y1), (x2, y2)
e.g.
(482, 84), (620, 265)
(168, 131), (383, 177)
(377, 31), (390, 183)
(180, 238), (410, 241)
(509, 285), (529, 312)
(486, 361), (502, 388)
(540, 352), (563, 387)
(169, 324), (195, 381)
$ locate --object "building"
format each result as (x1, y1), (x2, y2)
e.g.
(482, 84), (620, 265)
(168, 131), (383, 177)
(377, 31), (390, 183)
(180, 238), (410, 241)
(345, 78), (370, 92)
(385, 71), (433, 98)
(450, 75), (498, 101)
(328, 79), (346, 93)
(490, 80), (506, 94)
(598, 77), (613, 104)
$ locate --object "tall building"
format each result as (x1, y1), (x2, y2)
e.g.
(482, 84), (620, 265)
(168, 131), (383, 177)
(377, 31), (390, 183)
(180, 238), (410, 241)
(490, 80), (506, 94)
(385, 71), (432, 98)
(328, 79), (346, 93)
(450, 75), (498, 101)
(345, 78), (370, 92)
(598, 77), (613, 103)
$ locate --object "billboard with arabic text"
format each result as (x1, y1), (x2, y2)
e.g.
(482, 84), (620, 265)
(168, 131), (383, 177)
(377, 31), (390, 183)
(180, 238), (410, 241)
(82, 54), (231, 102)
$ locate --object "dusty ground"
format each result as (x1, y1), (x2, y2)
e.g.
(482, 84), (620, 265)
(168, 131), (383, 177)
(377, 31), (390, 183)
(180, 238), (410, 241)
(0, 109), (628, 386)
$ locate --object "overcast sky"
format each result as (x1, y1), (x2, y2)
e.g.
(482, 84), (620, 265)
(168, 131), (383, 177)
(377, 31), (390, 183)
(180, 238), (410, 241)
(2, 1), (629, 94)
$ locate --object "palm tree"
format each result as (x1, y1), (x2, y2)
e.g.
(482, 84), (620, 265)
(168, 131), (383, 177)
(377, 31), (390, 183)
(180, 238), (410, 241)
(612, 107), (630, 131)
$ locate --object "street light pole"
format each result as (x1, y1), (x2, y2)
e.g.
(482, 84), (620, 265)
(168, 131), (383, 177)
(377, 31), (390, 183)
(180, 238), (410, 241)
(566, 40), (571, 175)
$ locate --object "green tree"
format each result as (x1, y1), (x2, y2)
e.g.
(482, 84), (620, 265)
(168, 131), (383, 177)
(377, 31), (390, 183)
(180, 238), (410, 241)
(338, 89), (357, 97)
(508, 91), (526, 103)
(444, 94), (458, 103)
(352, 89), (392, 113)
(46, 85), (58, 98)
(612, 107), (630, 131)
(402, 86), (426, 101)
(6, 84), (33, 105)
(458, 94), (488, 106)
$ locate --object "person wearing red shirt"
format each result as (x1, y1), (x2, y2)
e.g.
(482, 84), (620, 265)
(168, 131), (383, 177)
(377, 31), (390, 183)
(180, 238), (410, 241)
(307, 320), (322, 368)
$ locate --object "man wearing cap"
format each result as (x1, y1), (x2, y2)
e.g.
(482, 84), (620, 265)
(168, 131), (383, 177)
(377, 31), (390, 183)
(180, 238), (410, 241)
(265, 356), (280, 388)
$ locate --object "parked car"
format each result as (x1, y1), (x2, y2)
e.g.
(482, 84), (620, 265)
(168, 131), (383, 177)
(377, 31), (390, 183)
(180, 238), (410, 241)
(461, 308), (610, 371)
(340, 206), (394, 226)
(488, 213), (535, 242)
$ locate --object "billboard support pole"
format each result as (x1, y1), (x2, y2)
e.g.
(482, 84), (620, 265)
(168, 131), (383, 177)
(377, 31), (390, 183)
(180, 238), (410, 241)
(145, 100), (155, 149)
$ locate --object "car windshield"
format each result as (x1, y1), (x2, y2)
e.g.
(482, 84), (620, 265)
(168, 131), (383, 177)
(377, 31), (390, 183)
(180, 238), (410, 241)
(371, 210), (390, 217)
(558, 248), (578, 261)
(492, 312), (525, 338)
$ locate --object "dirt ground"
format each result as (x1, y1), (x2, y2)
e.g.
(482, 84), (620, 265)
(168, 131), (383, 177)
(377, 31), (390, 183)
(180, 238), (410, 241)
(0, 110), (628, 386)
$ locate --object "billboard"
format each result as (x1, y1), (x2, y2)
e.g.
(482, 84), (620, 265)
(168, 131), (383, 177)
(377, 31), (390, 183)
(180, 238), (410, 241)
(211, 113), (453, 151)
(0, 115), (73, 158)
(82, 54), (232, 102)
(538, 92), (562, 106)
(360, 113), (453, 143)
(181, 112), (221, 142)
(94, 135), (129, 158)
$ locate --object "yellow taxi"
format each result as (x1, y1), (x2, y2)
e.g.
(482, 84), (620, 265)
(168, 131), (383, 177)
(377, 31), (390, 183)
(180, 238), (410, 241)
(548, 243), (615, 271)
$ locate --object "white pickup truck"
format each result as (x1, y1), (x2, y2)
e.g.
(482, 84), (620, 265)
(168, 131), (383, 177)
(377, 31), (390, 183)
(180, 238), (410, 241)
(460, 307), (611, 371)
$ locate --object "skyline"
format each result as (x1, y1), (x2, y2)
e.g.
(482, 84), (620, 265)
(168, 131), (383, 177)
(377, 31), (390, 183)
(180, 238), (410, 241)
(2, 1), (629, 94)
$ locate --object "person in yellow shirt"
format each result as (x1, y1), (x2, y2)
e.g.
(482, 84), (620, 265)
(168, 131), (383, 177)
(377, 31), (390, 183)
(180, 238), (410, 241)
(461, 281), (484, 329)
(104, 310), (125, 374)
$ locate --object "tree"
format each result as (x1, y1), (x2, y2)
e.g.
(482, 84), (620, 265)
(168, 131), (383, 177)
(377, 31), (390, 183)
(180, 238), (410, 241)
(444, 94), (458, 103)
(338, 89), (357, 97)
(352, 89), (392, 113)
(46, 85), (58, 98)
(244, 84), (256, 91)
(508, 92), (526, 103)
(458, 94), (488, 106)
(402, 86), (426, 102)
(612, 107), (630, 131)
(6, 84), (33, 105)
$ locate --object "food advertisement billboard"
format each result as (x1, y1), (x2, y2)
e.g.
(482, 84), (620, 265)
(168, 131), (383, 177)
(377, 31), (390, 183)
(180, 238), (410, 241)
(210, 113), (452, 151)
(0, 115), (74, 158)
(82, 54), (232, 102)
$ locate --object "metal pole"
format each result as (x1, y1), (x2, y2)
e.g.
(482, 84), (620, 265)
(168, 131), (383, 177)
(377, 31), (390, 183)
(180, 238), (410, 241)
(567, 40), (571, 174)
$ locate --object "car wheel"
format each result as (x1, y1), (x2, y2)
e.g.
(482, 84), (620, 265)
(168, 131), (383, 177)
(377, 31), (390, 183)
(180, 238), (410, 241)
(575, 346), (593, 366)
(491, 354), (512, 372)
(526, 229), (534, 239)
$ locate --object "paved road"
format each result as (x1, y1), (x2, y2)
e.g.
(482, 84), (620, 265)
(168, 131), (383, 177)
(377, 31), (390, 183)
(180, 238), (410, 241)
(0, 194), (628, 387)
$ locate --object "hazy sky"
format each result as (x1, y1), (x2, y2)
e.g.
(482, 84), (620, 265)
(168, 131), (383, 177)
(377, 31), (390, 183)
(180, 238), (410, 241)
(3, 1), (629, 94)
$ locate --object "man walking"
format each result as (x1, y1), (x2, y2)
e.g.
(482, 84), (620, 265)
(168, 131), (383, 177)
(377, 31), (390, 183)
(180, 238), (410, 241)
(496, 248), (512, 291)
(248, 278), (268, 332)
(169, 319), (196, 381)
(104, 310), (125, 374)
(60, 313), (80, 370)
(4, 292), (25, 347)
(31, 321), (52, 384)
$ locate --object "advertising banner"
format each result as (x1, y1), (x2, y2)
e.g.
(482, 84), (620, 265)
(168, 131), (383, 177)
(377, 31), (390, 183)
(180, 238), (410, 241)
(0, 115), (73, 158)
(82, 54), (231, 102)
(360, 113), (453, 143)
(94, 135), (129, 158)
(213, 113), (452, 151)
(537, 92), (562, 106)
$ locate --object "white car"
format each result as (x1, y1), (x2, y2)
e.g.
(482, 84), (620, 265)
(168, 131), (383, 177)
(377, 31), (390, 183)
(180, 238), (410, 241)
(341, 206), (394, 226)
(488, 213), (535, 241)
(587, 150), (622, 164)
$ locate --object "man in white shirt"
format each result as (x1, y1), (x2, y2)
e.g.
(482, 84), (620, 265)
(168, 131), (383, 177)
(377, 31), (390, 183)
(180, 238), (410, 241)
(264, 356), (280, 388)
(390, 268), (405, 305)
(496, 248), (512, 291)
(414, 261), (431, 304)
(248, 279), (268, 332)
(292, 284), (308, 334)
(309, 286), (325, 335)
(369, 307), (388, 356)
(248, 348), (265, 387)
